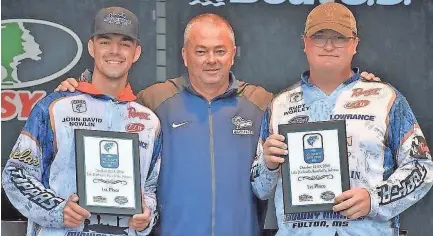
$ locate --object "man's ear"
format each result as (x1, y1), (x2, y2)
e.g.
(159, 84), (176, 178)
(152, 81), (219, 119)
(231, 46), (237, 66)
(181, 47), (188, 67)
(88, 39), (95, 58)
(302, 35), (307, 53)
(352, 38), (359, 55)
(133, 45), (142, 63)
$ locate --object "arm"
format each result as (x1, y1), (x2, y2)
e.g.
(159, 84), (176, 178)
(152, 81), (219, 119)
(251, 108), (281, 200)
(134, 127), (162, 235)
(2, 103), (66, 227)
(368, 95), (433, 220)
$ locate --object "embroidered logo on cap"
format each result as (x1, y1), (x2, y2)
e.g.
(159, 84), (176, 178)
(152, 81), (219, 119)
(104, 12), (131, 26)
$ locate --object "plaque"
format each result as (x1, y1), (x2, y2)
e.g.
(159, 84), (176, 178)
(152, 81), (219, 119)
(75, 129), (141, 215)
(278, 120), (350, 213)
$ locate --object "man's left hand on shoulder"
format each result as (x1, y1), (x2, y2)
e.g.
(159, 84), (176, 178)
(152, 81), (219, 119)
(360, 71), (381, 81)
(333, 188), (371, 220)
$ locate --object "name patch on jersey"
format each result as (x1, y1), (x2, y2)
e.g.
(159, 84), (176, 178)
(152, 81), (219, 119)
(62, 116), (103, 127)
(284, 211), (365, 228)
(330, 114), (375, 121)
(10, 167), (64, 210)
(284, 104), (309, 115)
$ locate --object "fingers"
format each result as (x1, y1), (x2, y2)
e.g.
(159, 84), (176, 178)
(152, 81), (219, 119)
(341, 203), (362, 218)
(333, 196), (357, 212)
(67, 78), (79, 87)
(264, 135), (287, 156)
(263, 134), (287, 169)
(129, 219), (149, 231)
(267, 134), (286, 143)
(346, 211), (364, 220)
(129, 206), (151, 231)
(333, 188), (370, 219)
(63, 194), (91, 228)
(54, 78), (79, 92)
(64, 203), (88, 221)
(266, 145), (287, 156)
(266, 156), (285, 164)
(68, 193), (79, 202)
(69, 202), (91, 219)
(360, 71), (381, 81)
(64, 213), (82, 227)
(133, 207), (151, 221)
(334, 189), (354, 204)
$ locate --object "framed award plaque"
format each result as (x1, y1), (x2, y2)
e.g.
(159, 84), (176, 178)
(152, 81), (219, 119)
(278, 120), (350, 213)
(75, 129), (142, 215)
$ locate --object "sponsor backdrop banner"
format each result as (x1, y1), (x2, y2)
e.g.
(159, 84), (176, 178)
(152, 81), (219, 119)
(2, 0), (432, 235)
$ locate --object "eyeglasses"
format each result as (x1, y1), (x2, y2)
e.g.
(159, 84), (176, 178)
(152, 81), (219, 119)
(309, 35), (357, 48)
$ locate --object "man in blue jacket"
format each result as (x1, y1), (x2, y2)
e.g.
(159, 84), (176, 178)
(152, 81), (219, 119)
(57, 13), (273, 236)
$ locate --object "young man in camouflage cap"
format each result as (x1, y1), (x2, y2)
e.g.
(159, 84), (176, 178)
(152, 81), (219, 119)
(2, 7), (161, 236)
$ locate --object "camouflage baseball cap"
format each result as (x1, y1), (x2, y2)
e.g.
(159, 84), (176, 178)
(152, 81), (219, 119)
(92, 6), (139, 42)
(304, 2), (357, 38)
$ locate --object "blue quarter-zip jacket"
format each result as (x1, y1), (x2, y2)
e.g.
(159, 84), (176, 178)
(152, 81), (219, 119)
(137, 72), (273, 236)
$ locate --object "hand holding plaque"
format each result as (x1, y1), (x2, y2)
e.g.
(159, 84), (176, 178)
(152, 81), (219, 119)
(263, 134), (288, 170)
(278, 120), (350, 213)
(333, 187), (371, 219)
(128, 201), (151, 231)
(63, 194), (91, 228)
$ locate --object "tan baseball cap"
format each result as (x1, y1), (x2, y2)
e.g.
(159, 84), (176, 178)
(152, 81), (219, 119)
(304, 2), (357, 38)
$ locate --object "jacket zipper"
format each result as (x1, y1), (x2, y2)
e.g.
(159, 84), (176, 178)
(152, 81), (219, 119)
(208, 101), (216, 236)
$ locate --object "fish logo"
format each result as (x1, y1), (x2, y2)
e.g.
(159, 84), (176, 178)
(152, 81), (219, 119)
(99, 140), (119, 168)
(303, 133), (324, 164)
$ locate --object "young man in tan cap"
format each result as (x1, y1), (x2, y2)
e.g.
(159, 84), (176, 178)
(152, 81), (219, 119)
(251, 2), (433, 235)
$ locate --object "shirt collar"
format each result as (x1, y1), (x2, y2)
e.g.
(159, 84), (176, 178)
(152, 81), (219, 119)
(300, 67), (360, 86)
(76, 69), (136, 102)
(181, 71), (239, 98)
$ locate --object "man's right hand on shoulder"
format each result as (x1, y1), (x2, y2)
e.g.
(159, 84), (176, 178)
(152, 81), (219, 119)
(63, 194), (91, 228)
(55, 78), (79, 92)
(263, 134), (287, 170)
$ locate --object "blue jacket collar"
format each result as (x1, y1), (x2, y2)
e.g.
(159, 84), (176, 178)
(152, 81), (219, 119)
(180, 71), (239, 99)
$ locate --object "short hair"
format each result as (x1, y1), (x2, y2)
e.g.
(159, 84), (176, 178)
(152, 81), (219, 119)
(183, 13), (235, 47)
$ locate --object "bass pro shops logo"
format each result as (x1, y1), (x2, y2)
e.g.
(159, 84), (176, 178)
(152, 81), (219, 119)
(189, 0), (411, 7)
(1, 19), (82, 121)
